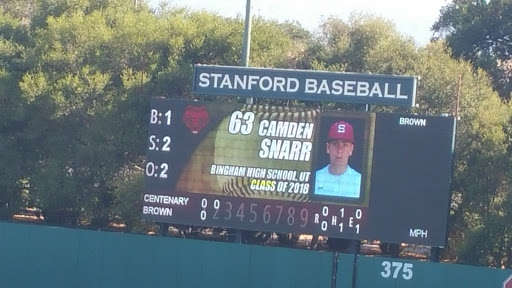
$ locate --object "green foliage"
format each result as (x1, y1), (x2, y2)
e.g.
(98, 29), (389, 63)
(306, 13), (417, 74)
(432, 0), (512, 99)
(297, 13), (418, 111)
(0, 0), (36, 23)
(110, 165), (147, 233)
(0, 11), (31, 211)
(414, 41), (512, 266)
(30, 0), (147, 30)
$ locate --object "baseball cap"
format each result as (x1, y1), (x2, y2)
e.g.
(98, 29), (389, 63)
(328, 120), (354, 143)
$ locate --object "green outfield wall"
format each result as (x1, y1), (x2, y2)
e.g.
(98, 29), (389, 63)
(0, 222), (510, 288)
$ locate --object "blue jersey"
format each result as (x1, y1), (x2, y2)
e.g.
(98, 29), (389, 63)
(314, 165), (361, 198)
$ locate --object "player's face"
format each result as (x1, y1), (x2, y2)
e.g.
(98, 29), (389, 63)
(326, 139), (354, 167)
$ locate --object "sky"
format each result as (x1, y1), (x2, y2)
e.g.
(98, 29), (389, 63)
(148, 0), (450, 46)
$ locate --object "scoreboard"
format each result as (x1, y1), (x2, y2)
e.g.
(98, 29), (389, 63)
(143, 98), (455, 247)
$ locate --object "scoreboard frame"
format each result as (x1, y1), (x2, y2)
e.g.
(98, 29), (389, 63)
(142, 98), (455, 247)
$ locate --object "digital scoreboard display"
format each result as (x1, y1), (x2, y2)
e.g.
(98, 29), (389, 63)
(143, 98), (455, 247)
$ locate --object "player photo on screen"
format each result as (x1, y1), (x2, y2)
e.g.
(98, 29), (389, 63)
(315, 120), (361, 198)
(311, 114), (374, 205)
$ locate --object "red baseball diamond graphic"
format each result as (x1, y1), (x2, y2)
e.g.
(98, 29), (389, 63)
(182, 105), (209, 134)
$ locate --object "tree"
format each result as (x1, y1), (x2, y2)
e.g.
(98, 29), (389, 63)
(297, 13), (418, 111)
(18, 1), (155, 226)
(0, 0), (35, 24)
(0, 10), (33, 217)
(414, 42), (512, 267)
(432, 0), (512, 99)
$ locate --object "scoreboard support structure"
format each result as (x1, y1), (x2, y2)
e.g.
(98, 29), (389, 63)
(143, 65), (455, 263)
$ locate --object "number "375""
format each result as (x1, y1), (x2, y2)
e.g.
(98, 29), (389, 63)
(381, 261), (413, 280)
